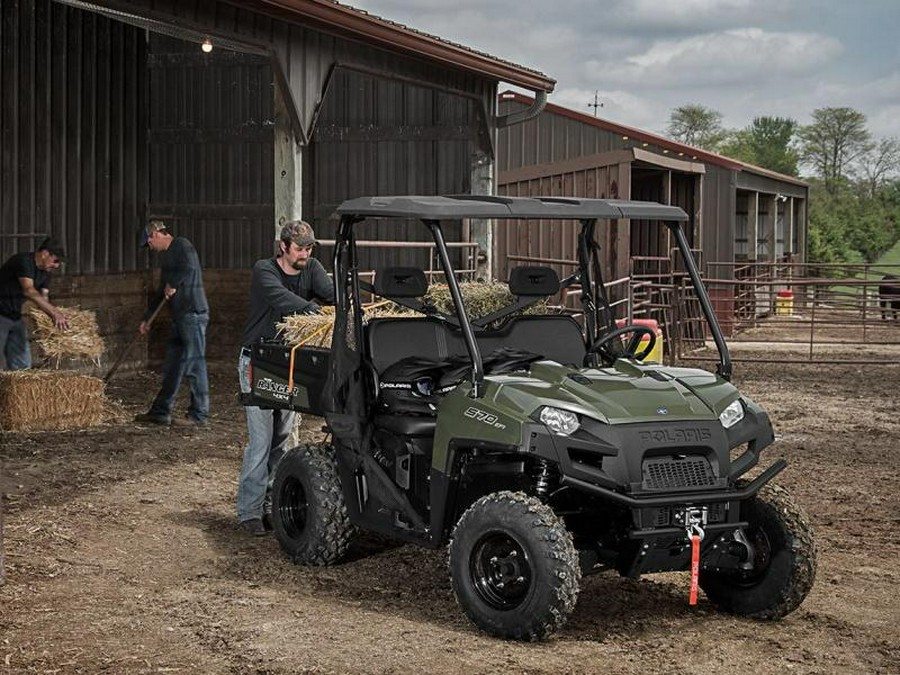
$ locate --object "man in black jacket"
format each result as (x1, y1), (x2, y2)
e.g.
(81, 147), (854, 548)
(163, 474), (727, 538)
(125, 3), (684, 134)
(0, 238), (69, 370)
(134, 219), (210, 427)
(236, 220), (334, 536)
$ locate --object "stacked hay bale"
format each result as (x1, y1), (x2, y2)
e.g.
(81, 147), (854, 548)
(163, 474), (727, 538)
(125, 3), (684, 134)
(0, 305), (108, 432)
(27, 305), (105, 365)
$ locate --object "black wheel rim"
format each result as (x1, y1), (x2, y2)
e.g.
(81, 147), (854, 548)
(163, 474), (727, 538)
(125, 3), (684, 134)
(278, 476), (309, 538)
(729, 525), (774, 586)
(470, 531), (532, 610)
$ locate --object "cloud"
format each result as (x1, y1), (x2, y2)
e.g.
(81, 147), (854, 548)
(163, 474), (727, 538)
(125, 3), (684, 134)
(615, 0), (793, 31)
(352, 1), (900, 137)
(588, 28), (843, 89)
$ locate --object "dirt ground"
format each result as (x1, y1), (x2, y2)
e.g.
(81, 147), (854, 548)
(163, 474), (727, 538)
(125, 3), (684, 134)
(1, 351), (899, 674)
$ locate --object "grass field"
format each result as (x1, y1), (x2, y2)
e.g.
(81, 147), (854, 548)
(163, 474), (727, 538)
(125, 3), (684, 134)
(875, 238), (900, 272)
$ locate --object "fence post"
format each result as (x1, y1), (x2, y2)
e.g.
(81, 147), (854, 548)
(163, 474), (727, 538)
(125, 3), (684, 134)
(808, 297), (816, 360)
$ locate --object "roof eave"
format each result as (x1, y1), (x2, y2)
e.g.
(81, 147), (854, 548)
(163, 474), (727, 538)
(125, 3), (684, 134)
(254, 0), (556, 92)
(499, 91), (747, 171)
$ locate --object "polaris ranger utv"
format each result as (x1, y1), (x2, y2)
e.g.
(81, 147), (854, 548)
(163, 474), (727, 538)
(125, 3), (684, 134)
(247, 195), (815, 641)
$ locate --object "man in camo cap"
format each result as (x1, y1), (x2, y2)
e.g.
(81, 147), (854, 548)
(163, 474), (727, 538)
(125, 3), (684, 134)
(235, 220), (335, 536)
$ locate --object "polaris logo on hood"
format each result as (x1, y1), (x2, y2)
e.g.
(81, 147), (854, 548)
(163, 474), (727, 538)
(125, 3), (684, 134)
(639, 428), (712, 444)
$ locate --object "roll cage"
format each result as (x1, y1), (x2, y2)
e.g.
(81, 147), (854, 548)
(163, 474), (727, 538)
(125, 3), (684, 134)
(326, 195), (731, 424)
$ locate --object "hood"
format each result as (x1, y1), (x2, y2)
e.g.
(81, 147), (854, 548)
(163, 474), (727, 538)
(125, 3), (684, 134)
(482, 360), (739, 425)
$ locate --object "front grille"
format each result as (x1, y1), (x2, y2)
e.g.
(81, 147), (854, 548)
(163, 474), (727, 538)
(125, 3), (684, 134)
(642, 455), (716, 489)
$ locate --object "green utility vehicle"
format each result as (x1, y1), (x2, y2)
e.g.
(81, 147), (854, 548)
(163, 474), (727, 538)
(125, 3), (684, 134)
(247, 195), (815, 641)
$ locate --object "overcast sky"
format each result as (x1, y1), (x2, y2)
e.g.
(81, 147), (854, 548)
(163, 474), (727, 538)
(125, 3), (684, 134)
(352, 0), (900, 140)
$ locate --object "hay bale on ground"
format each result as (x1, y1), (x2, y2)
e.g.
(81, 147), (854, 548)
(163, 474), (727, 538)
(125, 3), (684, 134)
(0, 371), (106, 432)
(26, 304), (105, 364)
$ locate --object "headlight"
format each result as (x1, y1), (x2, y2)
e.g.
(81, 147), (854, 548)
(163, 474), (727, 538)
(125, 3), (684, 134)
(539, 406), (580, 437)
(719, 399), (745, 429)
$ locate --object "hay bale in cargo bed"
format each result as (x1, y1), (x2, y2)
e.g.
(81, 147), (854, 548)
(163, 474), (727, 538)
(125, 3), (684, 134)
(0, 371), (106, 432)
(425, 282), (550, 319)
(275, 282), (553, 348)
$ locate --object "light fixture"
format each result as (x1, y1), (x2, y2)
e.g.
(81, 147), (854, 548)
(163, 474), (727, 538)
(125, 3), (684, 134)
(201, 38), (213, 53)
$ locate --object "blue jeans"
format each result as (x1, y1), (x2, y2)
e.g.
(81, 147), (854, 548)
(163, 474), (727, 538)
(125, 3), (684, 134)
(149, 312), (209, 422)
(0, 315), (32, 370)
(236, 353), (296, 522)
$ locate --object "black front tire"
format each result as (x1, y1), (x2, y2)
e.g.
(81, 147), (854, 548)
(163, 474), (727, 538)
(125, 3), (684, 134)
(271, 443), (354, 566)
(700, 481), (816, 619)
(449, 491), (581, 641)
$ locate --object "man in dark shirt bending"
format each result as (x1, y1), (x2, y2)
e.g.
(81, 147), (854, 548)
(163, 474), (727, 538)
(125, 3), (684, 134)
(134, 219), (210, 427)
(236, 220), (334, 536)
(0, 238), (69, 369)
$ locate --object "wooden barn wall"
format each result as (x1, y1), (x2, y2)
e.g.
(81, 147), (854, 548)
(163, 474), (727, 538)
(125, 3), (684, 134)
(498, 103), (620, 171)
(309, 67), (482, 273)
(147, 34), (275, 269)
(496, 164), (630, 285)
(701, 165), (736, 276)
(498, 99), (736, 277)
(0, 0), (147, 273)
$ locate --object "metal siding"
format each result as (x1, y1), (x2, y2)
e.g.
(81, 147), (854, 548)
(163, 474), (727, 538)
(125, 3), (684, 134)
(498, 100), (741, 280)
(310, 67), (479, 273)
(147, 34), (275, 268)
(0, 0), (146, 273)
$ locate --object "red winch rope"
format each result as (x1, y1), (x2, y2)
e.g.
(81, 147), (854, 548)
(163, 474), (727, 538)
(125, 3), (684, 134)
(689, 534), (701, 605)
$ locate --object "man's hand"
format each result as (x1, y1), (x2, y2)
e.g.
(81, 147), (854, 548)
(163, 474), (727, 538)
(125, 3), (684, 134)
(304, 302), (321, 315)
(139, 321), (150, 335)
(164, 284), (177, 300)
(52, 309), (69, 331)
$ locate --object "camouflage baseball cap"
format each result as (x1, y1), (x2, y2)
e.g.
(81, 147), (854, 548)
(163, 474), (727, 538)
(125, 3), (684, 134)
(280, 220), (317, 247)
(141, 219), (168, 247)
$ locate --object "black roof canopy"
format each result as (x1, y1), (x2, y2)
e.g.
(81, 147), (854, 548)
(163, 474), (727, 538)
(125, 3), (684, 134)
(335, 195), (689, 222)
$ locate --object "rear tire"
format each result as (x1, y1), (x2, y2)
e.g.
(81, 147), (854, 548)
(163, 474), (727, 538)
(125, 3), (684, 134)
(272, 443), (354, 566)
(700, 481), (816, 619)
(449, 491), (581, 641)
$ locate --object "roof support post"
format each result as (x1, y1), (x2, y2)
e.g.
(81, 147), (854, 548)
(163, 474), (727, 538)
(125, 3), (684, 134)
(785, 197), (795, 259)
(767, 194), (777, 263)
(747, 193), (759, 262)
(469, 153), (494, 281)
(274, 72), (304, 243)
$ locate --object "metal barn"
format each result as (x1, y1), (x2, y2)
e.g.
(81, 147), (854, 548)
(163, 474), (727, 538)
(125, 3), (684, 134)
(496, 92), (809, 304)
(0, 0), (555, 364)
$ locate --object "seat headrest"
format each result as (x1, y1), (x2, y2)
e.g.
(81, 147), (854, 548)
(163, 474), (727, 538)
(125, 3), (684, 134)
(374, 267), (428, 298)
(508, 266), (560, 297)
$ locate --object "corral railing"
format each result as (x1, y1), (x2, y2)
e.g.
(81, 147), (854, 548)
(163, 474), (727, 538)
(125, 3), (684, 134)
(670, 272), (900, 365)
(630, 259), (900, 365)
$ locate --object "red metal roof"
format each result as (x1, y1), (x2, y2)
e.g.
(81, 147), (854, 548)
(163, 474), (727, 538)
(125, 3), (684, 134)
(500, 90), (808, 186)
(253, 1), (556, 92)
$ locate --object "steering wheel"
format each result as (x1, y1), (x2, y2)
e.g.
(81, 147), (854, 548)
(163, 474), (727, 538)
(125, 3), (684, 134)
(589, 325), (657, 362)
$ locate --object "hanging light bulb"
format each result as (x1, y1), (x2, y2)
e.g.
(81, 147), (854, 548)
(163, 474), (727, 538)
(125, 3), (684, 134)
(201, 38), (213, 53)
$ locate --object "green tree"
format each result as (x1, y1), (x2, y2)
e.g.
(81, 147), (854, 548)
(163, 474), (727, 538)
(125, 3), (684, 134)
(855, 137), (900, 198)
(798, 107), (871, 194)
(807, 180), (900, 265)
(665, 104), (726, 150)
(806, 185), (854, 265)
(719, 116), (799, 175)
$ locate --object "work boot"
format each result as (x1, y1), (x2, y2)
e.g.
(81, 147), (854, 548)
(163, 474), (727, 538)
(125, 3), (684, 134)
(172, 415), (208, 429)
(134, 412), (171, 426)
(239, 518), (267, 537)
